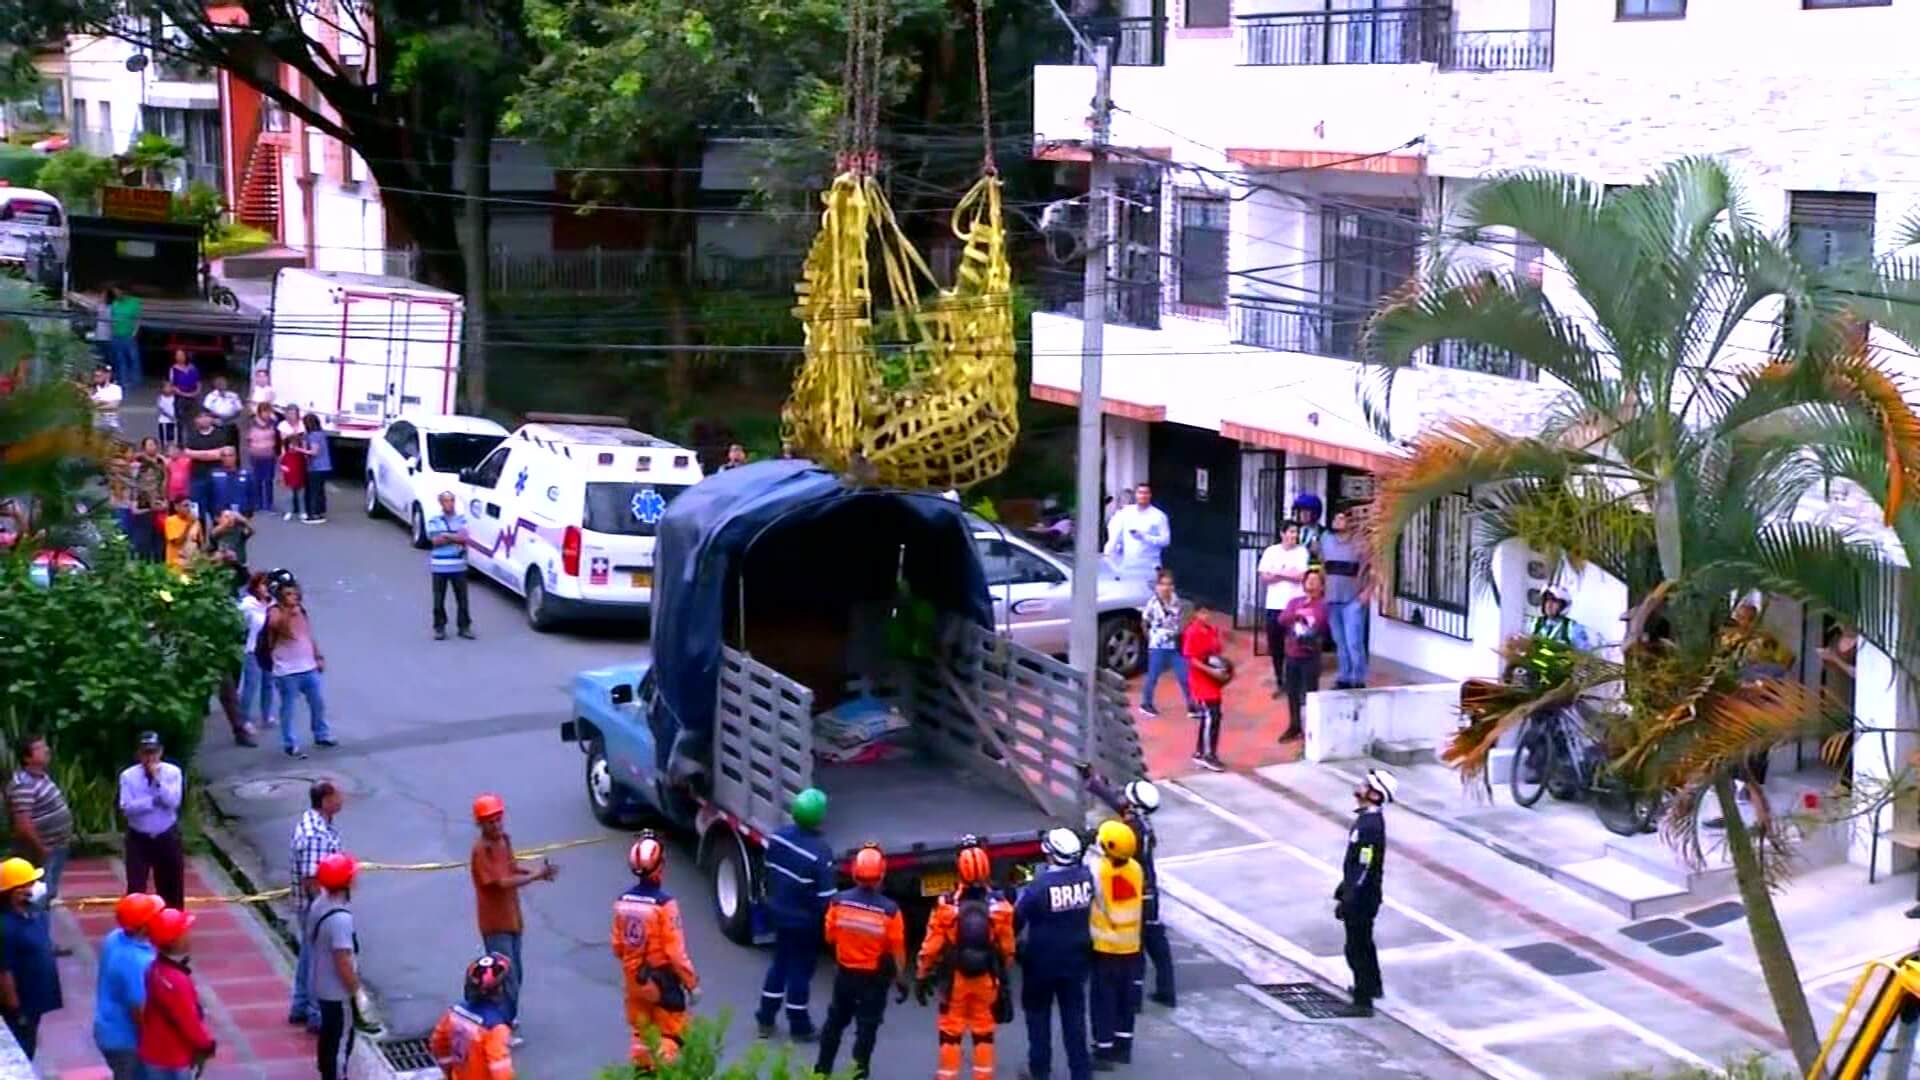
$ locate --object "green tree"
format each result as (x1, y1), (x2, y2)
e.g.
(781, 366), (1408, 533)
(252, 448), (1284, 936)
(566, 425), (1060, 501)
(119, 131), (183, 188)
(1363, 157), (1920, 1072)
(33, 148), (115, 213)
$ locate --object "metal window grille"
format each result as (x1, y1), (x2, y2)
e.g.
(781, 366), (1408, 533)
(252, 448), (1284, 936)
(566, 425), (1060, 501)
(1386, 491), (1471, 639)
(1176, 196), (1230, 310)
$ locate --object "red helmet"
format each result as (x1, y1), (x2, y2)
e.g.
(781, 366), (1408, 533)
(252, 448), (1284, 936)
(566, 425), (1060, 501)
(148, 908), (195, 949)
(472, 793), (505, 823)
(466, 952), (512, 998)
(851, 843), (886, 887)
(115, 893), (165, 934)
(628, 831), (665, 879)
(956, 843), (991, 886)
(315, 852), (358, 892)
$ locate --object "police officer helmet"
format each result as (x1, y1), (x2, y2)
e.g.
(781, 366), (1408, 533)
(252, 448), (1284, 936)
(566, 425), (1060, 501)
(1540, 587), (1566, 609)
(1364, 768), (1399, 805)
(1291, 492), (1323, 517)
(1042, 827), (1083, 866)
(466, 952), (512, 999)
(1123, 779), (1161, 815)
(1096, 819), (1137, 861)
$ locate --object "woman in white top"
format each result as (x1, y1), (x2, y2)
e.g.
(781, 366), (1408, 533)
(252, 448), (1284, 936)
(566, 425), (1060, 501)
(249, 368), (277, 410)
(238, 572), (276, 732)
(1257, 522), (1310, 698)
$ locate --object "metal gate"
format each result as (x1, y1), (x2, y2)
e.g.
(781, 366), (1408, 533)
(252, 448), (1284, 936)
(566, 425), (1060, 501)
(1236, 452), (1282, 633)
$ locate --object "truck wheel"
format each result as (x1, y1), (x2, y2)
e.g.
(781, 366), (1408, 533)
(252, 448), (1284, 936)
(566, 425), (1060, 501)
(584, 739), (637, 828)
(364, 477), (386, 520)
(525, 571), (556, 632)
(1099, 614), (1146, 677)
(409, 505), (429, 549)
(703, 830), (755, 946)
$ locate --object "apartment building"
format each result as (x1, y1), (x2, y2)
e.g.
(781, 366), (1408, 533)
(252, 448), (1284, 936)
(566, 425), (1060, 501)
(1032, 0), (1920, 863)
(66, 30), (223, 187)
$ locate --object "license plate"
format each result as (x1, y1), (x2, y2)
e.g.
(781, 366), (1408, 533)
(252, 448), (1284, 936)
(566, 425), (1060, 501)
(920, 870), (957, 897)
(630, 571), (651, 589)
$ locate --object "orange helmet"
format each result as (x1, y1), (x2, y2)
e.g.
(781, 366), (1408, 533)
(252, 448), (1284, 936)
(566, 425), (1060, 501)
(115, 893), (165, 934)
(315, 852), (359, 892)
(851, 843), (886, 886)
(956, 842), (991, 886)
(628, 831), (665, 879)
(148, 908), (195, 949)
(472, 793), (506, 822)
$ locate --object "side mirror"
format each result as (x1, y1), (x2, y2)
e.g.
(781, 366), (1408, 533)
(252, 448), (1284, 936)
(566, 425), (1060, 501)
(405, 455), (420, 473)
(457, 467), (475, 484)
(610, 684), (634, 707)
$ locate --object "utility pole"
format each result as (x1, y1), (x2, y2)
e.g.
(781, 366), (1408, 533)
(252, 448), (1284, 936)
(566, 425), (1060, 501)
(1066, 36), (1114, 764)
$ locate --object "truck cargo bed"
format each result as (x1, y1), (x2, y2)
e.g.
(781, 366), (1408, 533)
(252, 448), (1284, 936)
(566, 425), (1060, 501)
(812, 755), (1053, 858)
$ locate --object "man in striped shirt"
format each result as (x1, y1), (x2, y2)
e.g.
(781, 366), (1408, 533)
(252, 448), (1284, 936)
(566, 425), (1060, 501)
(6, 736), (72, 925)
(427, 491), (475, 641)
(288, 781), (344, 1031)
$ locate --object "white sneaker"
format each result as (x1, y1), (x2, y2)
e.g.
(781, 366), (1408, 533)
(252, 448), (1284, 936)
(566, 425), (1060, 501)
(283, 511), (294, 521)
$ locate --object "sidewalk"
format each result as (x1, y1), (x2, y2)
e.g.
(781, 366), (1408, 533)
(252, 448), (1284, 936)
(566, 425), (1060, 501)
(36, 855), (325, 1080)
(1146, 757), (1917, 1079)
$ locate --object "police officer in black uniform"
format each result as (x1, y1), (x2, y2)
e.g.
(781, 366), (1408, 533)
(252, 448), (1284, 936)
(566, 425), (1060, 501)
(1013, 827), (1095, 1080)
(1335, 768), (1396, 1018)
(1082, 766), (1173, 1007)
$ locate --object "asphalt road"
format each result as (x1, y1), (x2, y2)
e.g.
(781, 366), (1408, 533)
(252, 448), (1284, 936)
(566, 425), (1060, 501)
(188, 455), (1476, 1079)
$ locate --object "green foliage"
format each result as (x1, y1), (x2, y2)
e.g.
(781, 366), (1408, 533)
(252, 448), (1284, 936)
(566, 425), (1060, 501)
(204, 223), (274, 261)
(596, 1014), (857, 1080)
(170, 180), (225, 242)
(0, 144), (44, 188)
(31, 148), (114, 213)
(1616, 1052), (1798, 1080)
(0, 537), (241, 782)
(120, 132), (183, 187)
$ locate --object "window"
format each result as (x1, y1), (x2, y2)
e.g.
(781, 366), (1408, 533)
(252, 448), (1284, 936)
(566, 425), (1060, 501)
(425, 433), (506, 474)
(1803, 0), (1889, 6)
(384, 421), (417, 458)
(36, 83), (63, 122)
(1617, 0), (1685, 17)
(1389, 492), (1471, 638)
(1175, 196), (1229, 310)
(977, 540), (1066, 587)
(469, 446), (511, 489)
(1185, 0), (1230, 29)
(1790, 191), (1876, 268)
(583, 482), (691, 537)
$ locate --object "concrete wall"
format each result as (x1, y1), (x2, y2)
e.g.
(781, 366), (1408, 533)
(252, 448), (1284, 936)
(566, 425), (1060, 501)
(1303, 681), (1464, 763)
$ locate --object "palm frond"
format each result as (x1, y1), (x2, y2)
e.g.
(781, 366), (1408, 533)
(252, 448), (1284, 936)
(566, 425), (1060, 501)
(1447, 659), (1621, 784)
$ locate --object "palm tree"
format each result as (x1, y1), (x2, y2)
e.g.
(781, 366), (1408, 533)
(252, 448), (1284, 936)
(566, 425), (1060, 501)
(1362, 157), (1920, 1072)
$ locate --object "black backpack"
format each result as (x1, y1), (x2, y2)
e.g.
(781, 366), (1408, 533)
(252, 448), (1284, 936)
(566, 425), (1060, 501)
(952, 896), (995, 976)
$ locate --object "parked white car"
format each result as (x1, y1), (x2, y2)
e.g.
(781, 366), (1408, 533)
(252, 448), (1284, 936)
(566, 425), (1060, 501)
(364, 414), (510, 546)
(972, 521), (1151, 674)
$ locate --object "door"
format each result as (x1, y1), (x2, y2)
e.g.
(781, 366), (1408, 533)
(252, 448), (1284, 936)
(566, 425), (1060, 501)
(385, 294), (459, 421)
(1149, 423), (1241, 614)
(978, 537), (1072, 654)
(1237, 450), (1282, 632)
(1322, 203), (1419, 358)
(374, 420), (418, 514)
(576, 478), (695, 606)
(460, 445), (513, 583)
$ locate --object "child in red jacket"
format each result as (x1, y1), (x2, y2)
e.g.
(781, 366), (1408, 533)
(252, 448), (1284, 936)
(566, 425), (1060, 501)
(138, 909), (216, 1079)
(1181, 602), (1229, 772)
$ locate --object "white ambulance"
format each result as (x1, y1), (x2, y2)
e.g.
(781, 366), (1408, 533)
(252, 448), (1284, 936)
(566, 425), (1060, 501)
(452, 415), (705, 630)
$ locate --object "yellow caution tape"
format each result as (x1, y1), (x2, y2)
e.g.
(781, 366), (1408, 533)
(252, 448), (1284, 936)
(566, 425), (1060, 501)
(53, 836), (614, 909)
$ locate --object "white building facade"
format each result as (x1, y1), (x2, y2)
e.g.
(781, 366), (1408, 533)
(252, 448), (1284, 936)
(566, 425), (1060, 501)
(1033, 0), (1920, 867)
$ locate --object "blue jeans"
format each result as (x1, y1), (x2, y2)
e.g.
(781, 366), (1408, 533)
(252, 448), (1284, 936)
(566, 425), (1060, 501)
(482, 931), (523, 1025)
(274, 670), (332, 751)
(1140, 648), (1193, 712)
(289, 902), (320, 1028)
(757, 925), (820, 1034)
(109, 337), (139, 386)
(248, 454), (277, 512)
(1328, 600), (1369, 686)
(239, 654), (274, 728)
(35, 846), (67, 912)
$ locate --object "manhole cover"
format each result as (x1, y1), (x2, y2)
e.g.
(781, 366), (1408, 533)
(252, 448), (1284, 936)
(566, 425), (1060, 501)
(1619, 917), (1688, 943)
(379, 1036), (436, 1071)
(1647, 931), (1721, 957)
(228, 774), (350, 801)
(1254, 982), (1352, 1019)
(1505, 942), (1604, 976)
(1685, 901), (1745, 928)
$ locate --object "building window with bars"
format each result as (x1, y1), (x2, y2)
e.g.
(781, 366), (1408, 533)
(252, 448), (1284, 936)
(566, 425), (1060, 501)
(1617, 0), (1686, 18)
(1185, 0), (1230, 29)
(1387, 492), (1471, 638)
(1789, 191), (1876, 269)
(1175, 195), (1230, 313)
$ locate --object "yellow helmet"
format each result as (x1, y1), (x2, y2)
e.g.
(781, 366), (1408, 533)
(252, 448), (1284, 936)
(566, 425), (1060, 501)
(0, 857), (43, 893)
(1096, 819), (1137, 861)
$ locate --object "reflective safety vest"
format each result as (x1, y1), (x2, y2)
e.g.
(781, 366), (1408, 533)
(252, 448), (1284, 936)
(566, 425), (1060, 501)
(1089, 857), (1144, 956)
(429, 1001), (513, 1080)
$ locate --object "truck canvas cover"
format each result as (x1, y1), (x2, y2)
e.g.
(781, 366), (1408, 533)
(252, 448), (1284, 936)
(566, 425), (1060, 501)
(649, 459), (993, 777)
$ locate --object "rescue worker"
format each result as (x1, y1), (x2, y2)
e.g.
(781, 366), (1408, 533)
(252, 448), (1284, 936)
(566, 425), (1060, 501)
(1082, 767), (1171, 1008)
(1087, 820), (1144, 1070)
(612, 831), (700, 1071)
(1334, 768), (1396, 1018)
(916, 838), (1015, 1080)
(757, 787), (834, 1041)
(1014, 827), (1094, 1080)
(429, 953), (514, 1080)
(814, 843), (908, 1079)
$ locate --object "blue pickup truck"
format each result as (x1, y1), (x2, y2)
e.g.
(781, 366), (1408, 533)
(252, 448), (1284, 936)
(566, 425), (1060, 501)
(560, 461), (1143, 944)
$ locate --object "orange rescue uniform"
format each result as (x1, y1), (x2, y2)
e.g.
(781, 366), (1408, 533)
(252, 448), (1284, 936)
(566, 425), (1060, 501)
(428, 1002), (514, 1080)
(826, 887), (907, 974)
(916, 886), (1015, 1080)
(611, 880), (699, 1069)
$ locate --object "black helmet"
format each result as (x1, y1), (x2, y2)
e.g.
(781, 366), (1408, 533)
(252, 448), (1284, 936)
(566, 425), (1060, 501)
(266, 567), (298, 594)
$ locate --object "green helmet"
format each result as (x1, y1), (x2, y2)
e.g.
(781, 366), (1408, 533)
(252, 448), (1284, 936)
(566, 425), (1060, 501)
(790, 788), (827, 830)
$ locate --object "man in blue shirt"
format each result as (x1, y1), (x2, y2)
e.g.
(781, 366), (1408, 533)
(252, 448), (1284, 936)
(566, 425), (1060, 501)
(0, 857), (62, 1060)
(96, 893), (163, 1078)
(756, 788), (835, 1041)
(1015, 827), (1095, 1080)
(427, 491), (475, 641)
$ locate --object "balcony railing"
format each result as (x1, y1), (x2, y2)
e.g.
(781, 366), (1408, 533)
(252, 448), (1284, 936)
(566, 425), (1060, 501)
(1237, 5), (1450, 67)
(1229, 294), (1374, 358)
(1055, 15), (1166, 66)
(1426, 339), (1536, 380)
(1443, 28), (1553, 72)
(1034, 266), (1161, 331)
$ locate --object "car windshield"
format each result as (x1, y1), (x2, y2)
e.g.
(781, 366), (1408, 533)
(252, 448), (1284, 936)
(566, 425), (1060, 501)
(583, 481), (692, 537)
(426, 432), (504, 473)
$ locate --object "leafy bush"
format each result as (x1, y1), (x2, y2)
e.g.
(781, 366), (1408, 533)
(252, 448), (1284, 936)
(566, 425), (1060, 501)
(171, 181), (225, 242)
(595, 1015), (856, 1080)
(0, 145), (45, 188)
(205, 223), (274, 260)
(0, 537), (242, 782)
(34, 150), (117, 214)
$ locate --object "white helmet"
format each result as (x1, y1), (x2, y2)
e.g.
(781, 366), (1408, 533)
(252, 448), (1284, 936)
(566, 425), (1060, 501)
(1042, 827), (1084, 866)
(1123, 779), (1161, 815)
(1364, 768), (1399, 805)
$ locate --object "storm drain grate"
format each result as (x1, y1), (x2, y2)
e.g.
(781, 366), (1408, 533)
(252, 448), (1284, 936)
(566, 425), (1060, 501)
(378, 1036), (438, 1072)
(1254, 982), (1352, 1019)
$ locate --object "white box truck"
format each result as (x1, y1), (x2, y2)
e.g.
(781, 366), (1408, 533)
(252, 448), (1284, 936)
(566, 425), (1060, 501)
(261, 268), (464, 440)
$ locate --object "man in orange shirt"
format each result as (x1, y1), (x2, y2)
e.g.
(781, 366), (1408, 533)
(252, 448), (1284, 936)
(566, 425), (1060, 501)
(468, 794), (556, 1044)
(815, 844), (908, 1079)
(915, 840), (1014, 1080)
(611, 832), (699, 1071)
(429, 953), (514, 1080)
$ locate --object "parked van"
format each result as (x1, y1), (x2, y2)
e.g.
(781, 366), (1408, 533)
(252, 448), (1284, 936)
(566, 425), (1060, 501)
(452, 417), (705, 629)
(263, 268), (463, 440)
(0, 187), (66, 269)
